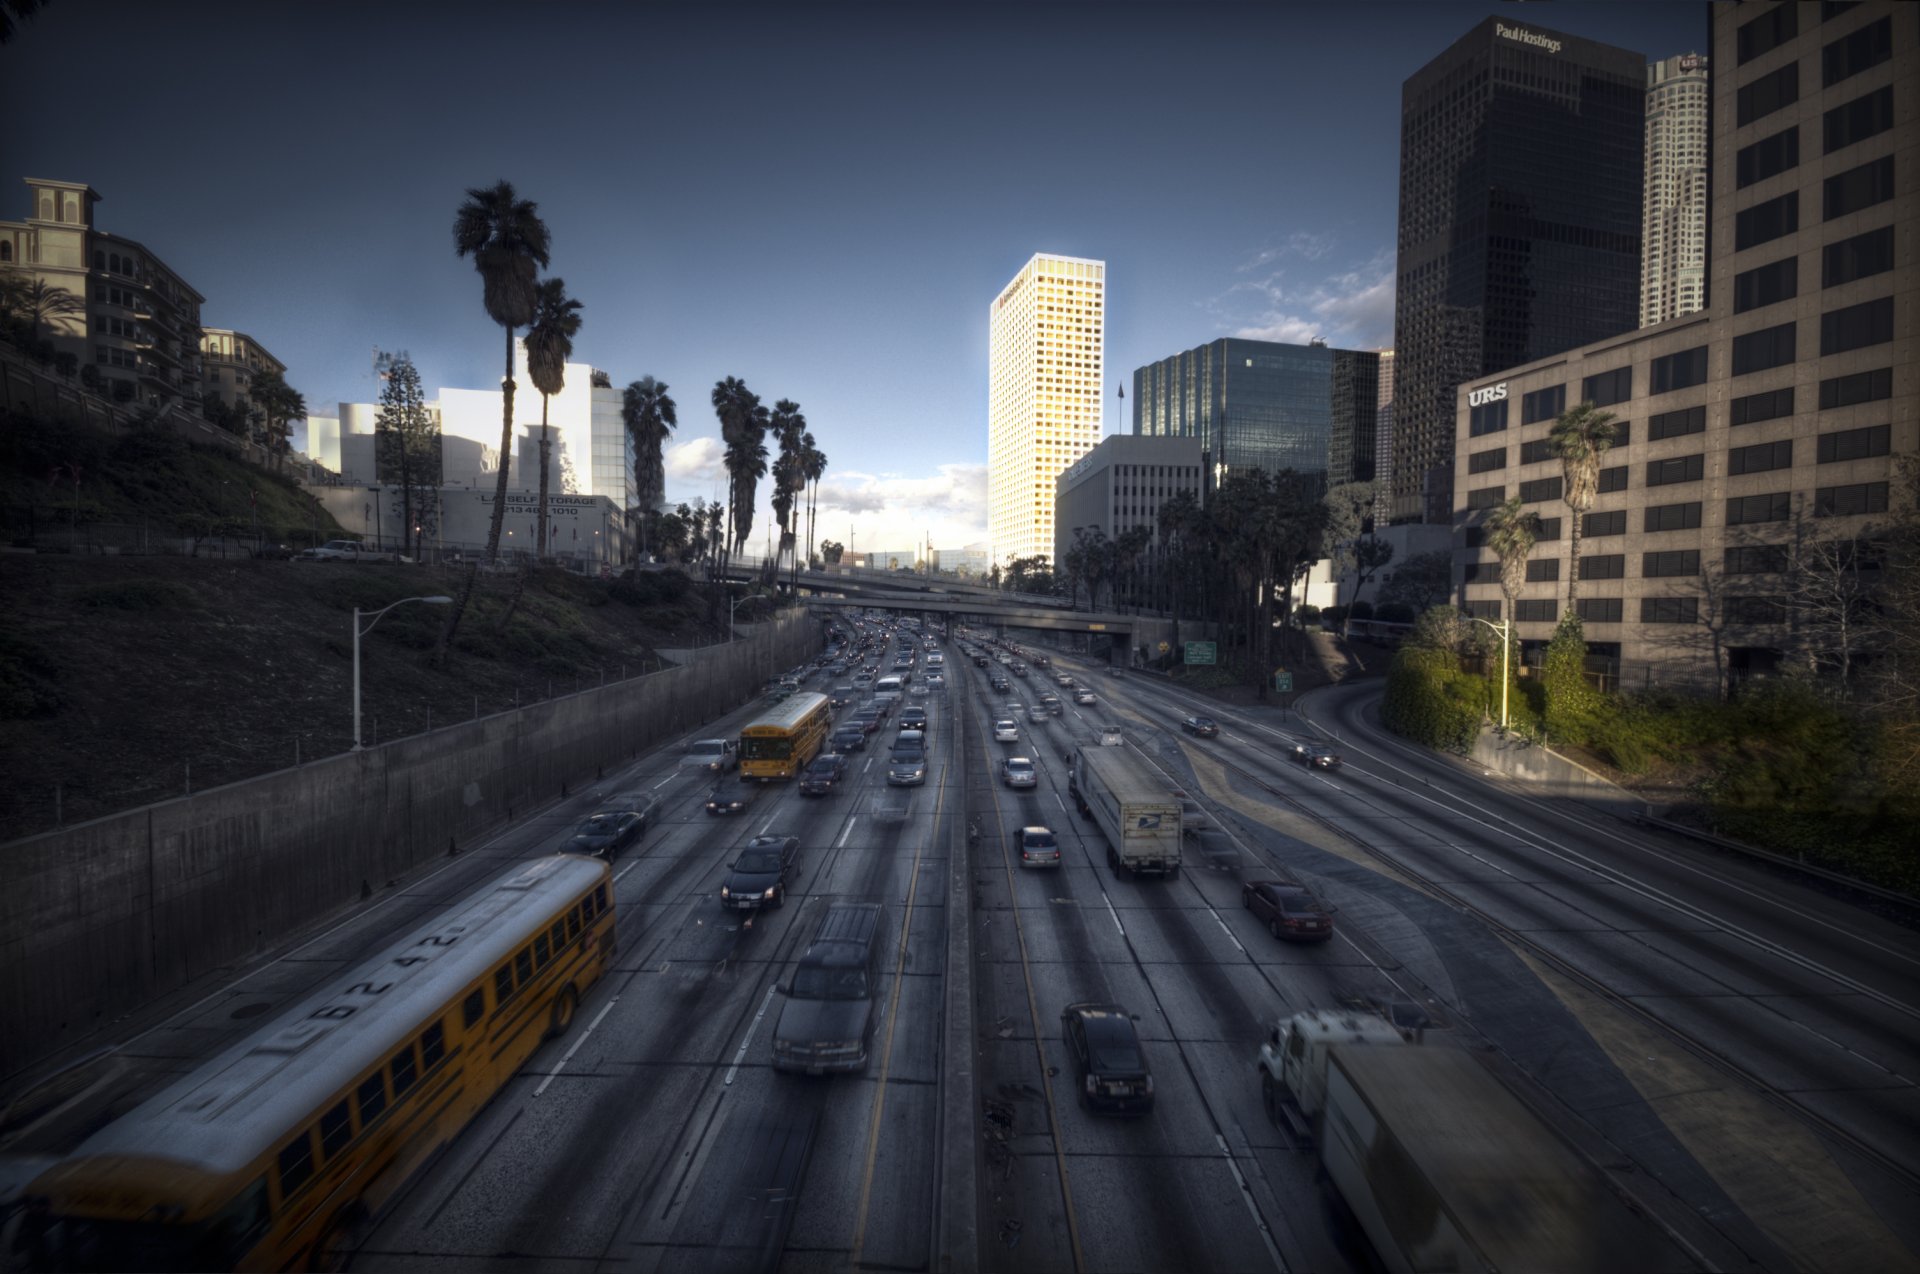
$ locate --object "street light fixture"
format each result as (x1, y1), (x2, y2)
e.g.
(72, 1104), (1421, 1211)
(353, 595), (452, 750)
(1467, 614), (1513, 729)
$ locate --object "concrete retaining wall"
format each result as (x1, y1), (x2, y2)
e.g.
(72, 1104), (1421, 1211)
(1468, 726), (1649, 821)
(0, 610), (821, 1082)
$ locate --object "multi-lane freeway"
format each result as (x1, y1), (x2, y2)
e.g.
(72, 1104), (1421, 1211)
(6, 613), (1918, 1274)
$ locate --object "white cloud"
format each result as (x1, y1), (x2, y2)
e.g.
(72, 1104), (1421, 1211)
(1227, 247), (1395, 350)
(662, 459), (989, 558)
(664, 435), (723, 482)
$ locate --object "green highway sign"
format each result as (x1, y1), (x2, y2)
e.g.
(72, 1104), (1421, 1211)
(1273, 669), (1294, 694)
(1185, 641), (1217, 666)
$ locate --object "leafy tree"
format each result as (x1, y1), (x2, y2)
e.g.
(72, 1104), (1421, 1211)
(524, 276), (584, 557)
(246, 367), (306, 466)
(1377, 549), (1452, 613)
(1004, 554), (1056, 595)
(374, 355), (440, 561)
(622, 376), (677, 560)
(1323, 482), (1393, 640)
(1548, 401), (1620, 605)
(820, 539), (845, 564)
(1541, 614), (1604, 744)
(1785, 531), (1880, 692)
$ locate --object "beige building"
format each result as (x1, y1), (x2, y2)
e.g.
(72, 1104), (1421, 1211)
(987, 252), (1106, 568)
(199, 328), (285, 415)
(1053, 434), (1205, 567)
(1454, 0), (1914, 684)
(0, 178), (204, 412)
(1641, 53), (1712, 328)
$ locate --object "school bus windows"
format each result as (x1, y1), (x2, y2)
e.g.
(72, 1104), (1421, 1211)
(567, 908), (581, 940)
(390, 1042), (418, 1096)
(276, 1129), (314, 1196)
(494, 964), (514, 1004)
(595, 885), (609, 912)
(514, 948), (533, 985)
(320, 1099), (352, 1158)
(550, 920), (565, 951)
(356, 1071), (387, 1124)
(421, 1021), (446, 1070)
(463, 989), (484, 1027)
(534, 933), (551, 968)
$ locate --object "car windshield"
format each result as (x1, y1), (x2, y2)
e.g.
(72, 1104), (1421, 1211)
(576, 816), (616, 835)
(1007, 762), (1032, 775)
(997, 721), (1015, 730)
(689, 741), (725, 757)
(791, 966), (870, 999)
(807, 758), (838, 775)
(734, 850), (783, 873)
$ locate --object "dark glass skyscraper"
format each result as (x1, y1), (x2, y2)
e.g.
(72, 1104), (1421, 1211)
(1391, 18), (1646, 522)
(1133, 338), (1378, 490)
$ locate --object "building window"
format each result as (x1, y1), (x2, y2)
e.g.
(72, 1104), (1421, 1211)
(1737, 2), (1798, 64)
(1467, 485), (1505, 510)
(1644, 549), (1701, 578)
(1461, 561), (1490, 583)
(1535, 517), (1563, 542)
(1468, 448), (1507, 474)
(1823, 16), (1891, 86)
(1736, 62), (1799, 127)
(1729, 439), (1794, 475)
(1818, 367), (1892, 409)
(1469, 399), (1509, 436)
(1518, 476), (1562, 504)
(1733, 256), (1799, 313)
(1520, 438), (1555, 465)
(1514, 599), (1558, 624)
(1462, 600), (1501, 621)
(1645, 502), (1703, 532)
(1821, 296), (1894, 355)
(1825, 226), (1895, 288)
(1577, 597), (1623, 624)
(1649, 406), (1707, 440)
(1727, 492), (1793, 525)
(1728, 595), (1791, 625)
(1731, 387), (1795, 426)
(1735, 192), (1799, 251)
(1650, 347), (1709, 394)
(1597, 466), (1628, 494)
(1525, 558), (1560, 583)
(1731, 322), (1796, 375)
(1581, 554), (1627, 580)
(1736, 126), (1800, 188)
(1642, 596), (1700, 624)
(1815, 482), (1890, 517)
(1726, 544), (1789, 574)
(1824, 85), (1893, 154)
(1580, 368), (1632, 410)
(1646, 455), (1705, 487)
(1521, 385), (1566, 425)
(1825, 155), (1895, 219)
(1583, 510), (1628, 537)
(1817, 423), (1891, 463)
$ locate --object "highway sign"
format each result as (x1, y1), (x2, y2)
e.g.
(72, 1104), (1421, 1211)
(1185, 641), (1216, 666)
(1273, 669), (1293, 693)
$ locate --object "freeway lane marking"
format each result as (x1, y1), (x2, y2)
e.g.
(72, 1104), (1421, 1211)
(1216, 1132), (1289, 1273)
(613, 858), (643, 883)
(1104, 895), (1126, 938)
(534, 995), (619, 1097)
(1207, 905), (1245, 954)
(723, 983), (781, 1086)
(837, 816), (859, 848)
(653, 774), (674, 790)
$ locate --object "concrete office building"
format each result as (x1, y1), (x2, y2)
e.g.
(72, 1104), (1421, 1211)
(1053, 434), (1206, 570)
(1642, 53), (1713, 327)
(311, 486), (630, 568)
(1453, 0), (1914, 684)
(987, 253), (1107, 568)
(1132, 337), (1375, 488)
(1374, 349), (1396, 498)
(1393, 20), (1647, 524)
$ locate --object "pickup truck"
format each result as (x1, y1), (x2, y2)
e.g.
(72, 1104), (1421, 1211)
(296, 539), (400, 563)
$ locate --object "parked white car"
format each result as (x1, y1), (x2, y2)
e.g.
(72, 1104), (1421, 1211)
(993, 719), (1020, 743)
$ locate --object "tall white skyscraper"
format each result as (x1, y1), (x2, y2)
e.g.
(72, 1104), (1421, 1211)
(987, 253), (1105, 569)
(1640, 52), (1710, 327)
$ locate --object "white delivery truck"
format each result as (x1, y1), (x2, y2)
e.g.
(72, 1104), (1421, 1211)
(1256, 1011), (1670, 1274)
(1067, 744), (1182, 878)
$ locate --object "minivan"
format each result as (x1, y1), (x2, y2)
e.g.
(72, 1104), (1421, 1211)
(874, 675), (904, 702)
(771, 903), (888, 1073)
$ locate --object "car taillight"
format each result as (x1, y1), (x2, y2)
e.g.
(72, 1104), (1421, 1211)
(1085, 1075), (1099, 1095)
(1142, 1075), (1154, 1095)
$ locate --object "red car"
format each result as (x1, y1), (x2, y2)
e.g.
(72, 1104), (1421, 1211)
(1241, 879), (1333, 942)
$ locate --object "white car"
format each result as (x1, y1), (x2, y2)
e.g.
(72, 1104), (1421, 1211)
(993, 719), (1020, 743)
(1001, 756), (1037, 789)
(681, 738), (739, 771)
(1028, 705), (1048, 724)
(909, 682), (931, 699)
(1074, 690), (1096, 705)
(925, 673), (945, 690)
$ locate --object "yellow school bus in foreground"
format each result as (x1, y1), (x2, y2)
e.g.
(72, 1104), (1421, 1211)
(19, 854), (615, 1272)
(739, 690), (832, 780)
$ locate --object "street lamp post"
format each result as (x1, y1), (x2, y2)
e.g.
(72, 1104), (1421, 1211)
(1467, 614), (1513, 729)
(353, 595), (452, 750)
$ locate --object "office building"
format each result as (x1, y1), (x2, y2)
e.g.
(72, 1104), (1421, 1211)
(1330, 347), (1384, 487)
(1453, 0), (1913, 685)
(1374, 350), (1396, 497)
(199, 329), (286, 415)
(1393, 20), (1647, 523)
(987, 253), (1106, 568)
(1642, 53), (1713, 327)
(1133, 337), (1376, 488)
(1053, 434), (1206, 567)
(1, 178), (205, 412)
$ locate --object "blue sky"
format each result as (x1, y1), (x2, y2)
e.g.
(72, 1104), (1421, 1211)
(3, 0), (1705, 552)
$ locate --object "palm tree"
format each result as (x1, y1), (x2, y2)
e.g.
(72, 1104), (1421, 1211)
(1483, 495), (1541, 707)
(768, 399), (806, 576)
(0, 273), (86, 346)
(453, 181), (551, 564)
(724, 431), (770, 557)
(801, 432), (826, 569)
(710, 377), (762, 568)
(622, 377), (677, 560)
(524, 277), (583, 559)
(1548, 401), (1621, 606)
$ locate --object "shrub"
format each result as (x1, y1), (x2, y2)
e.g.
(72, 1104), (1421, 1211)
(1541, 614), (1604, 745)
(1411, 605), (1467, 652)
(1350, 600), (1375, 621)
(1323, 604), (1349, 626)
(1295, 603), (1321, 627)
(1382, 646), (1483, 754)
(1375, 602), (1416, 624)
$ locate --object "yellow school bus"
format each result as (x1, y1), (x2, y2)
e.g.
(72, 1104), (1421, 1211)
(19, 854), (615, 1272)
(739, 691), (832, 780)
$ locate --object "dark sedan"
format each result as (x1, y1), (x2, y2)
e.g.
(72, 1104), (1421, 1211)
(1288, 742), (1342, 770)
(563, 807), (650, 860)
(1241, 879), (1333, 942)
(799, 752), (850, 796)
(720, 835), (801, 911)
(1061, 1003), (1154, 1115)
(830, 726), (868, 753)
(705, 776), (760, 816)
(1181, 715), (1220, 738)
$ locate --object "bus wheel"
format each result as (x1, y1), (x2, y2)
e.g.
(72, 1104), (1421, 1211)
(548, 985), (579, 1039)
(311, 1202), (368, 1271)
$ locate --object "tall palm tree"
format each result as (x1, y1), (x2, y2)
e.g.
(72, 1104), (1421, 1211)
(710, 377), (761, 568)
(724, 432), (769, 558)
(622, 376), (677, 561)
(801, 432), (826, 570)
(524, 277), (583, 558)
(1548, 401), (1621, 606)
(768, 399), (806, 575)
(453, 181), (551, 563)
(1483, 495), (1541, 698)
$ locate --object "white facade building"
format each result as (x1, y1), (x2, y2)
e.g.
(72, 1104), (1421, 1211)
(1640, 52), (1711, 327)
(987, 253), (1106, 570)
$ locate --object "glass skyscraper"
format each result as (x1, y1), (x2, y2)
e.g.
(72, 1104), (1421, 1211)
(1392, 17), (1646, 522)
(1133, 338), (1377, 490)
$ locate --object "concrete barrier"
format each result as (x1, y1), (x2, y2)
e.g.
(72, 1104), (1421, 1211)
(1467, 726), (1649, 822)
(0, 610), (821, 1083)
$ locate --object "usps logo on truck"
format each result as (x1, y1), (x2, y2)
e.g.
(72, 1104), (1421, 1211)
(1132, 814), (1163, 832)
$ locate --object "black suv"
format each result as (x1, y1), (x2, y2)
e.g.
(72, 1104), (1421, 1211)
(799, 752), (849, 796)
(705, 775), (759, 816)
(563, 805), (653, 860)
(720, 835), (801, 911)
(1181, 715), (1220, 738)
(1061, 1003), (1154, 1115)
